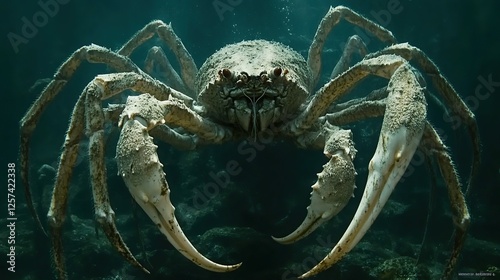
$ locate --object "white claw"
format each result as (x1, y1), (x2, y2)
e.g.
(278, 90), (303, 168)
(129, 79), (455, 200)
(299, 64), (426, 279)
(300, 126), (422, 278)
(116, 116), (241, 272)
(273, 127), (356, 244)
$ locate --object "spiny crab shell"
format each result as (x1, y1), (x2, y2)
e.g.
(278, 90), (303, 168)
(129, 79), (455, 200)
(196, 40), (313, 132)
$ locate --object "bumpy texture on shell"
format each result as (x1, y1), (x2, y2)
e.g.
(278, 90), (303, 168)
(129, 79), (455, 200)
(195, 40), (313, 125)
(196, 40), (312, 93)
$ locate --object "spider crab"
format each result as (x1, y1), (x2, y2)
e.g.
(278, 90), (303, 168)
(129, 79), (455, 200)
(20, 5), (479, 279)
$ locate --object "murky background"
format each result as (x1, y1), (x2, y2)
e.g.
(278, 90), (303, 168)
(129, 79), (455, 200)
(2, 0), (499, 279)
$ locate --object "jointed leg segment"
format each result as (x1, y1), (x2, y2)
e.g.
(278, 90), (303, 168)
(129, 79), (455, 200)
(284, 54), (410, 135)
(421, 123), (470, 279)
(330, 35), (368, 79)
(85, 81), (151, 275)
(47, 94), (86, 279)
(104, 103), (199, 150)
(308, 5), (397, 85)
(144, 46), (189, 94)
(117, 20), (198, 93)
(367, 43), (480, 194)
(20, 44), (148, 235)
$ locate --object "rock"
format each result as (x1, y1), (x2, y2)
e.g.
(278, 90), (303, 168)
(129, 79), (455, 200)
(370, 256), (430, 280)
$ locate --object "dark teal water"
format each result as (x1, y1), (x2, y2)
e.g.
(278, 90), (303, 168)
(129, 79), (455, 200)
(2, 0), (499, 279)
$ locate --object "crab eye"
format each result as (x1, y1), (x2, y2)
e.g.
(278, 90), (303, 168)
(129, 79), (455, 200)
(273, 67), (282, 77)
(260, 73), (269, 82)
(238, 72), (249, 83)
(222, 68), (232, 79)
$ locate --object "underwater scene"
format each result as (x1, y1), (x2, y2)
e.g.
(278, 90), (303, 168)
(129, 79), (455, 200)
(2, 0), (500, 279)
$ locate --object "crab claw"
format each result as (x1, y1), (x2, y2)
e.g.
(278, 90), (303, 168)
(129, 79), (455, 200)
(299, 64), (426, 278)
(273, 126), (357, 244)
(116, 97), (241, 273)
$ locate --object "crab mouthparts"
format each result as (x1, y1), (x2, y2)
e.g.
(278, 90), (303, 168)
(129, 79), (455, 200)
(234, 93), (276, 137)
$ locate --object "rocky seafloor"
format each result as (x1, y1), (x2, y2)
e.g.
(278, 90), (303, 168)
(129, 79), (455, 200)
(4, 140), (499, 280)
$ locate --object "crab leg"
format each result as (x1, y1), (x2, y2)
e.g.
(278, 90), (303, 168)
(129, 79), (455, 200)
(19, 44), (145, 236)
(308, 5), (397, 85)
(85, 81), (152, 275)
(299, 63), (427, 278)
(421, 123), (470, 279)
(367, 43), (480, 195)
(117, 20), (198, 94)
(47, 93), (86, 280)
(285, 54), (411, 135)
(144, 46), (188, 93)
(116, 93), (239, 272)
(330, 35), (368, 79)
(104, 103), (198, 151)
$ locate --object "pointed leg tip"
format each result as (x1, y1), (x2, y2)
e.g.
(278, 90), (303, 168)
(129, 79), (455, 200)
(271, 235), (295, 245)
(142, 267), (151, 274)
(298, 271), (312, 279)
(228, 262), (243, 271)
(213, 261), (242, 272)
(271, 235), (285, 244)
(298, 263), (326, 279)
(39, 222), (49, 237)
